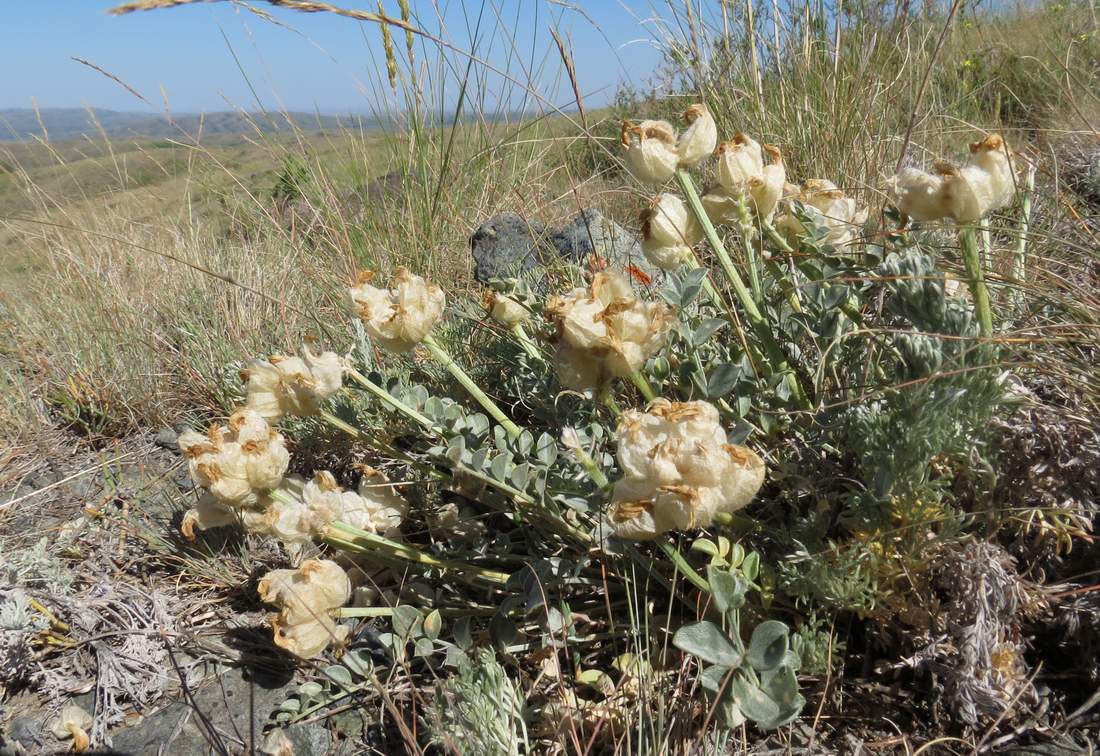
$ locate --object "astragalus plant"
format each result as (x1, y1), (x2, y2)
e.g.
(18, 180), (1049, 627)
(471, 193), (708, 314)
(172, 105), (1034, 747)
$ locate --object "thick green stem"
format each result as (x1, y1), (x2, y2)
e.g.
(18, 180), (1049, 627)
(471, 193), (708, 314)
(599, 388), (623, 418)
(327, 521), (510, 584)
(735, 195), (765, 305)
(960, 225), (994, 338)
(562, 429), (610, 489)
(337, 606), (497, 618)
(629, 371), (657, 401)
(677, 170), (765, 325)
(318, 410), (362, 439)
(677, 170), (811, 410)
(511, 324), (543, 361)
(422, 334), (523, 439)
(346, 368), (435, 430)
(657, 539), (711, 594)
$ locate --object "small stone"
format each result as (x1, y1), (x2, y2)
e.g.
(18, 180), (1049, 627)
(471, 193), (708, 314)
(550, 209), (661, 284)
(470, 213), (551, 284)
(6, 717), (40, 752)
(154, 427), (180, 452)
(284, 723), (334, 755)
(108, 666), (291, 755)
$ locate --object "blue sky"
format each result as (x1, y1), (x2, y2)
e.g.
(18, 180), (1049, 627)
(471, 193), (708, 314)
(0, 1), (675, 114)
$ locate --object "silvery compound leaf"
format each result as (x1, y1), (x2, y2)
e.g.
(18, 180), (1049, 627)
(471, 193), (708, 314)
(452, 617), (473, 650)
(517, 429), (534, 456)
(673, 621), (743, 668)
(761, 664), (800, 707)
(700, 664), (733, 694)
(491, 452), (512, 482)
(325, 664), (354, 689)
(468, 413), (490, 436)
(510, 463), (531, 490)
(342, 649), (373, 677)
(424, 396), (444, 418)
(299, 681), (323, 700)
(730, 675), (781, 727)
(470, 446), (490, 471)
(694, 318), (727, 346)
(741, 551), (760, 581)
(535, 432), (557, 466)
(747, 620), (790, 672)
(392, 605), (422, 639)
(707, 565), (746, 614)
(706, 363), (742, 398)
(423, 609), (443, 641)
(690, 538), (720, 558)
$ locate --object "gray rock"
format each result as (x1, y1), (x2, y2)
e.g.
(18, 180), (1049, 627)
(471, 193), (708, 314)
(550, 208), (660, 283)
(470, 213), (550, 283)
(153, 427), (180, 453)
(108, 665), (291, 755)
(282, 723), (333, 755)
(5, 717), (39, 753)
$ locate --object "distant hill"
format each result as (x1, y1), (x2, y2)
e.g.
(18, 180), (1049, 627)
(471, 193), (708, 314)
(0, 108), (373, 142)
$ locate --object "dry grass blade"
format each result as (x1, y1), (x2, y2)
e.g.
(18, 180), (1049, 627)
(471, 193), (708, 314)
(70, 56), (152, 105)
(109, 0), (407, 32)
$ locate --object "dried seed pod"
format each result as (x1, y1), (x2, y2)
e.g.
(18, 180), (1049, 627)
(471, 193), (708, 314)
(608, 399), (765, 540)
(349, 267), (445, 353)
(547, 272), (671, 390)
(676, 104), (717, 168)
(621, 119), (679, 184)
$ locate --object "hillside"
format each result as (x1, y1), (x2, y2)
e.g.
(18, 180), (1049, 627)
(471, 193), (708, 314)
(0, 107), (371, 142)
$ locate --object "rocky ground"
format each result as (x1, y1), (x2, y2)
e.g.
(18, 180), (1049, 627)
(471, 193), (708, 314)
(0, 431), (354, 756)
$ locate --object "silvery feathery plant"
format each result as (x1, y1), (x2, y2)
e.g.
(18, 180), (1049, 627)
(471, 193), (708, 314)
(168, 102), (1031, 744)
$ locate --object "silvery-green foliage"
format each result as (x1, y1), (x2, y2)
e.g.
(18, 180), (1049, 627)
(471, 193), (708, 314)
(2, 536), (73, 593)
(427, 648), (528, 756)
(0, 591), (46, 686)
(879, 248), (980, 379)
(844, 248), (1004, 504)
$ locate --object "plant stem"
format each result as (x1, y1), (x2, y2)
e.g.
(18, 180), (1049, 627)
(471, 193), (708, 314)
(1012, 161), (1036, 304)
(657, 539), (711, 594)
(629, 371), (657, 401)
(319, 410), (362, 439)
(599, 387), (622, 417)
(735, 195), (765, 306)
(677, 170), (763, 323)
(326, 521), (510, 584)
(960, 224), (993, 338)
(562, 430), (610, 489)
(677, 170), (811, 410)
(511, 324), (543, 361)
(422, 334), (523, 439)
(346, 368), (434, 430)
(336, 606), (497, 618)
(980, 224), (993, 271)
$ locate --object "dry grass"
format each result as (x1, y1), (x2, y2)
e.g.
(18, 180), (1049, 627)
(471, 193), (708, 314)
(2, 1), (1100, 752)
